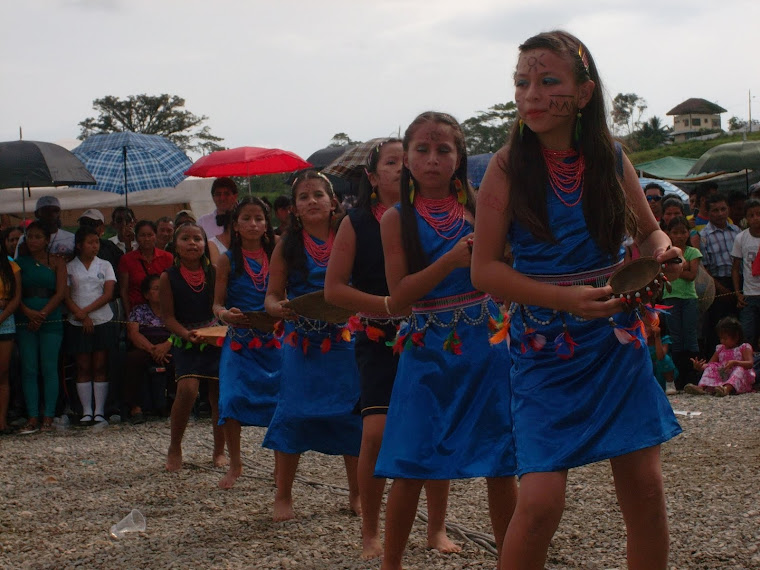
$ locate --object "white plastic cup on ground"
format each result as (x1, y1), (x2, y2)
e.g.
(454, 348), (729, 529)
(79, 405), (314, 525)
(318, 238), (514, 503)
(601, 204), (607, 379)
(109, 509), (146, 539)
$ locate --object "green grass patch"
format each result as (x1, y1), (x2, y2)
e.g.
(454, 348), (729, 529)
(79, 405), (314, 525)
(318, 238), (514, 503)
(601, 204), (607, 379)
(629, 131), (760, 165)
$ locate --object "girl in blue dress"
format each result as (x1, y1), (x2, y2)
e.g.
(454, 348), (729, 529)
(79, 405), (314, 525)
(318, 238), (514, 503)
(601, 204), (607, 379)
(471, 30), (683, 569)
(325, 139), (460, 560)
(213, 197), (280, 489)
(376, 112), (518, 570)
(263, 171), (362, 522)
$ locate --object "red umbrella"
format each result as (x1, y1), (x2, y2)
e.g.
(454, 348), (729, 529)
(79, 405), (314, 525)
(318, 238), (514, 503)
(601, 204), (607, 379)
(185, 147), (311, 178)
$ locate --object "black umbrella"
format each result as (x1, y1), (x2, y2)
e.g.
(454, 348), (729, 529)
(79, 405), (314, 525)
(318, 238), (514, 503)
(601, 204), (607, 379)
(0, 140), (96, 189)
(286, 145), (358, 197)
(0, 140), (96, 219)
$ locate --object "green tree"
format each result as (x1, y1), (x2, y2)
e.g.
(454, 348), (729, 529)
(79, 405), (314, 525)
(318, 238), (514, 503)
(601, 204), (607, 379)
(328, 133), (360, 147)
(634, 116), (670, 151)
(461, 102), (517, 155)
(78, 94), (225, 155)
(611, 93), (647, 137)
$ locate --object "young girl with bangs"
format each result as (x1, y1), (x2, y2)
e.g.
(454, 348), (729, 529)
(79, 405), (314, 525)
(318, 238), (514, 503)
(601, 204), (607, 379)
(65, 226), (118, 425)
(160, 223), (225, 472)
(324, 139), (460, 560)
(376, 112), (518, 570)
(213, 197), (280, 489)
(263, 171), (362, 522)
(471, 30), (682, 569)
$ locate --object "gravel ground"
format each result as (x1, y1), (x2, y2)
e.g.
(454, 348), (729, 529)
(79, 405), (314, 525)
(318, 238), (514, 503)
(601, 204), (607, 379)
(1, 392), (759, 570)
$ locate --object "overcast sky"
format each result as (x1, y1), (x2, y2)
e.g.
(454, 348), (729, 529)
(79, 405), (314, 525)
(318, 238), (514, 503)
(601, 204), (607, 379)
(2, 0), (758, 161)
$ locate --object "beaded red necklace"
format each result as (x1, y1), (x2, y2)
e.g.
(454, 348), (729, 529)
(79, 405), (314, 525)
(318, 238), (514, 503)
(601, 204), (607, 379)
(542, 147), (585, 207)
(371, 203), (389, 223)
(241, 247), (268, 291)
(414, 194), (465, 240)
(179, 264), (206, 293)
(302, 230), (334, 267)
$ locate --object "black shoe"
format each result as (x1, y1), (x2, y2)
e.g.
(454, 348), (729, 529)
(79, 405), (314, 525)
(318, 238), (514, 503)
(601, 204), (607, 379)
(129, 412), (146, 425)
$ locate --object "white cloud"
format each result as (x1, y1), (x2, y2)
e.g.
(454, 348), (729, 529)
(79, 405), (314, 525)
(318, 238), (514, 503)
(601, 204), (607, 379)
(1, 0), (758, 160)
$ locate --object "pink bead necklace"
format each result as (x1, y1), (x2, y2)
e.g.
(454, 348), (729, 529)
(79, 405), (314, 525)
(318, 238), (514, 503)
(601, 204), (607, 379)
(542, 147), (585, 207)
(371, 202), (389, 223)
(302, 230), (334, 267)
(241, 248), (268, 291)
(180, 264), (206, 293)
(414, 194), (465, 240)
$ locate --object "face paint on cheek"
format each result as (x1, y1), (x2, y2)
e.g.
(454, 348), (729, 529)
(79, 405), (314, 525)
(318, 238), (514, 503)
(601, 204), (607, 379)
(548, 95), (576, 117)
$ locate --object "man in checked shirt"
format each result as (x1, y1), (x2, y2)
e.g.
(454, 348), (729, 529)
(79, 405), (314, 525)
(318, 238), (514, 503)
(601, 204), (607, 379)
(700, 193), (741, 355)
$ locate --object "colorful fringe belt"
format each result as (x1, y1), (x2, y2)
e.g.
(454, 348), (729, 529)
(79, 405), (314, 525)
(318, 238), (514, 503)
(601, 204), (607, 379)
(489, 262), (658, 358)
(389, 291), (490, 355)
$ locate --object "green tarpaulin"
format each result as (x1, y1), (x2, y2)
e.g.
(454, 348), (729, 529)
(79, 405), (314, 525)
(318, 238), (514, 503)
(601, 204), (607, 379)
(634, 156), (698, 179)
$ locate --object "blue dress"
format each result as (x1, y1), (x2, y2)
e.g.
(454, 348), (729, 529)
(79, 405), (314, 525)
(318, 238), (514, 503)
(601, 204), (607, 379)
(218, 251), (281, 427)
(262, 240), (362, 456)
(375, 206), (517, 480)
(507, 177), (682, 476)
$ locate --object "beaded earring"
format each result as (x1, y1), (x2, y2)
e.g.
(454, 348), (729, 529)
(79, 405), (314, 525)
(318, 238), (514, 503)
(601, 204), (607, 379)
(519, 119), (525, 140)
(408, 178), (415, 204)
(574, 111), (582, 143)
(453, 178), (467, 205)
(370, 187), (378, 201)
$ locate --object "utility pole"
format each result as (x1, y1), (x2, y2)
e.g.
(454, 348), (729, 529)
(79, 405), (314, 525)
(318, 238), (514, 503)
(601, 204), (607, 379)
(749, 90), (752, 134)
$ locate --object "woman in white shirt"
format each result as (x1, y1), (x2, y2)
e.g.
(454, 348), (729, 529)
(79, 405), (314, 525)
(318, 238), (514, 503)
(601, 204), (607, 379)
(65, 226), (118, 425)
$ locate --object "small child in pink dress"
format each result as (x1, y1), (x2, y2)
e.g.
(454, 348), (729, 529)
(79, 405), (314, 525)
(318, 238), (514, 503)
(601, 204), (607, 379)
(687, 317), (756, 396)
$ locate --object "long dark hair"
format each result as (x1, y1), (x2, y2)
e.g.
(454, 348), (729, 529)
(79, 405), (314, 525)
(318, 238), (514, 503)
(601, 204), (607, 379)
(502, 30), (630, 258)
(229, 196), (276, 277)
(0, 238), (16, 300)
(356, 138), (402, 212)
(171, 222), (215, 308)
(282, 170), (343, 279)
(399, 112), (476, 274)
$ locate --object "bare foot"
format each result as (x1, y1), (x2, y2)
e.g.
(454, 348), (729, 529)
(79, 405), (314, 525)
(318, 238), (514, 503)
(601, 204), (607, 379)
(218, 465), (242, 489)
(427, 530), (461, 554)
(273, 496), (295, 522)
(166, 446), (182, 472)
(213, 453), (229, 468)
(361, 535), (383, 560)
(349, 491), (362, 517)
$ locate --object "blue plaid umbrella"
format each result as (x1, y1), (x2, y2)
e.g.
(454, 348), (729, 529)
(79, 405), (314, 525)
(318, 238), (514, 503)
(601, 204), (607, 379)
(467, 153), (493, 188)
(72, 132), (192, 206)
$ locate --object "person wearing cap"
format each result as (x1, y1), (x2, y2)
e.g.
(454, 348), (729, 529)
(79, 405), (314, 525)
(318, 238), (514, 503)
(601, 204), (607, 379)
(108, 207), (138, 254)
(174, 210), (196, 226)
(197, 178), (238, 239)
(15, 196), (75, 258)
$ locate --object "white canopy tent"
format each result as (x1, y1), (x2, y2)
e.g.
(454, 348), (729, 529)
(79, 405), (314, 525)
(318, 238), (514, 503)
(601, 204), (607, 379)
(0, 177), (216, 219)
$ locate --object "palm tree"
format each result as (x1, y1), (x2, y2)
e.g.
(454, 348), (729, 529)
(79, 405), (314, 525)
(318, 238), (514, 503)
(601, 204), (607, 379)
(635, 117), (671, 150)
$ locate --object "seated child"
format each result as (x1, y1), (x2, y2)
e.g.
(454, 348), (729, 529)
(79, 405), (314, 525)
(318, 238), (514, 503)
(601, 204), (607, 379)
(687, 316), (755, 396)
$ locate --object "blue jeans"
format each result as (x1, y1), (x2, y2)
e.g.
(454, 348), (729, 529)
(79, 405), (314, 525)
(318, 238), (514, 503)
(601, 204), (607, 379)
(664, 298), (699, 352)
(740, 295), (760, 350)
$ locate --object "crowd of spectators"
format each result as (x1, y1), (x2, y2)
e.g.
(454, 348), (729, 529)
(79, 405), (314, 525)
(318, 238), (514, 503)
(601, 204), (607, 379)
(0, 179), (290, 434)
(2, 176), (756, 434)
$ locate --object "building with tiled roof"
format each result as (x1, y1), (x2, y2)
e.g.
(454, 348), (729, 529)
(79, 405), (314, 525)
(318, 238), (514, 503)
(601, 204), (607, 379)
(666, 98), (727, 142)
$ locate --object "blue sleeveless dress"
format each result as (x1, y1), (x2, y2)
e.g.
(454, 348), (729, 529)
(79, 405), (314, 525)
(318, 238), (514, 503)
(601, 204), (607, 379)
(507, 178), (682, 475)
(374, 206), (517, 479)
(262, 240), (362, 456)
(218, 251), (281, 428)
